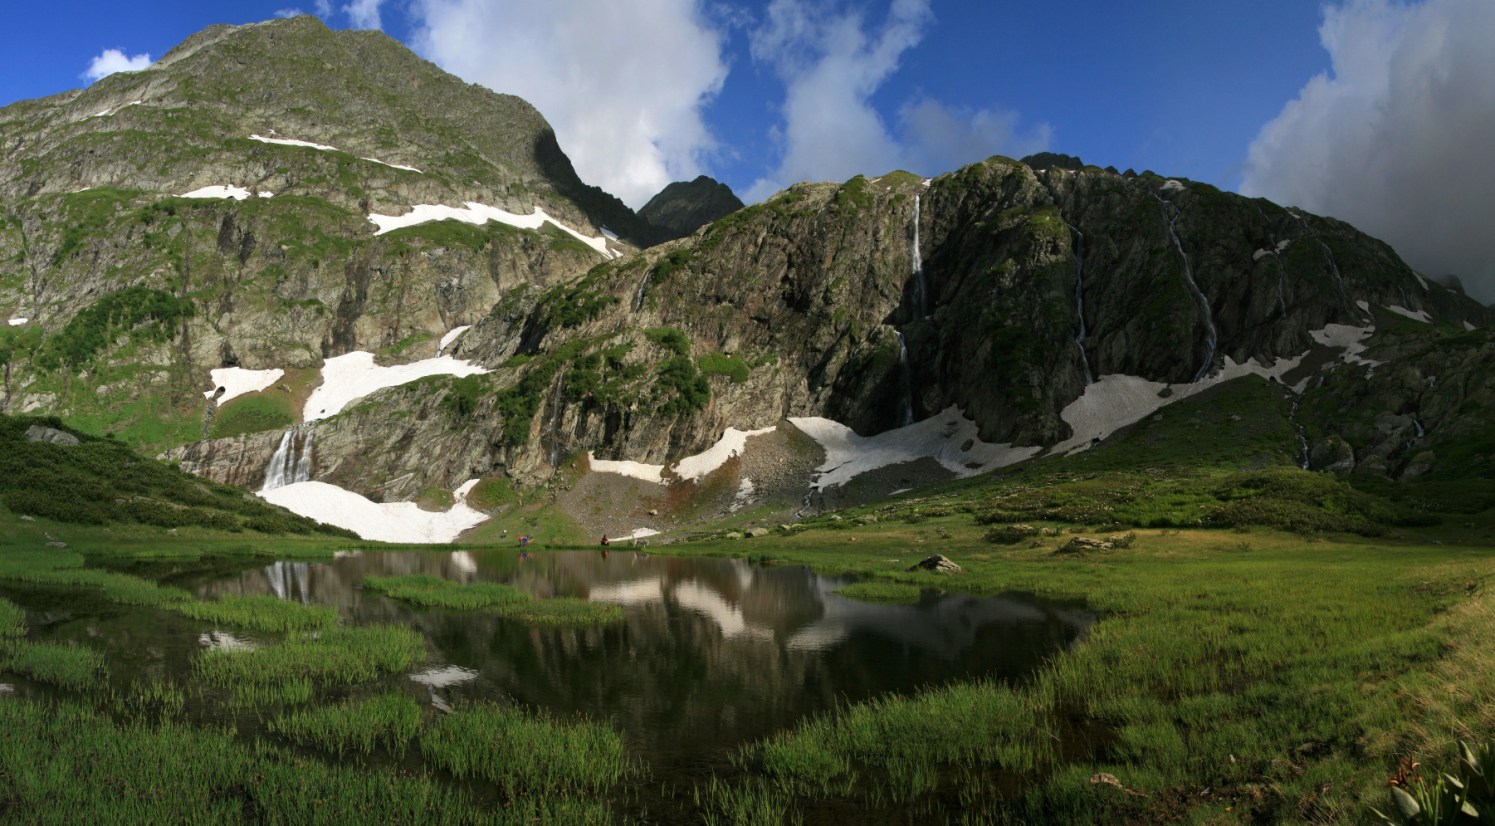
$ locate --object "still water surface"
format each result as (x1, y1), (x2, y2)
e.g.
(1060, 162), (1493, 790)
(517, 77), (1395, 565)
(28, 549), (1093, 773)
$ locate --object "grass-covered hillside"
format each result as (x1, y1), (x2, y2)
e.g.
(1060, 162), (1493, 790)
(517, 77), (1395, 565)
(0, 414), (349, 536)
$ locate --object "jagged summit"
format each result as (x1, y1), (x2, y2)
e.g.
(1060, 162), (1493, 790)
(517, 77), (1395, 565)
(639, 175), (745, 240)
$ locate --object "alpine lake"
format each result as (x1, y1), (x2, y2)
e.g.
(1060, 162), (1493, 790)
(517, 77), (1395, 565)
(0, 542), (1091, 823)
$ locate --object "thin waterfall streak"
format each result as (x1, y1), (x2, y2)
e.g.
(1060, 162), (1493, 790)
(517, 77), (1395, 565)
(911, 195), (929, 319)
(896, 331), (914, 427)
(1069, 223), (1094, 385)
(632, 270), (651, 313)
(548, 372), (567, 468)
(1155, 196), (1217, 382)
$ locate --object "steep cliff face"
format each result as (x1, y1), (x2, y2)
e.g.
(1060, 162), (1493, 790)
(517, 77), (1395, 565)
(169, 156), (1492, 509)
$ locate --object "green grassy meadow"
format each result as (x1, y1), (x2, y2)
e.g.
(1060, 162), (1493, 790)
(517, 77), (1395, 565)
(4, 420), (1495, 822)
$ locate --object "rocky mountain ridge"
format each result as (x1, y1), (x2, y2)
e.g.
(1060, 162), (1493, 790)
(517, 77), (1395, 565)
(2, 16), (1491, 541)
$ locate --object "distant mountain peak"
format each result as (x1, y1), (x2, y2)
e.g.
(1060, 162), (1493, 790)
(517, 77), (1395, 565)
(639, 176), (744, 240)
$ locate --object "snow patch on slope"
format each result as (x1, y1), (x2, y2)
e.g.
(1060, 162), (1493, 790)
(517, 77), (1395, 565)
(588, 427), (777, 485)
(367, 203), (612, 257)
(790, 407), (1041, 491)
(437, 326), (471, 355)
(183, 185), (257, 200)
(260, 479), (486, 543)
(1386, 305), (1432, 323)
(89, 100), (142, 118)
(7, 318), (27, 327)
(205, 367), (285, 404)
(1050, 351), (1314, 455)
(250, 133), (339, 152)
(304, 351), (487, 422)
(1465, 321), (1477, 332)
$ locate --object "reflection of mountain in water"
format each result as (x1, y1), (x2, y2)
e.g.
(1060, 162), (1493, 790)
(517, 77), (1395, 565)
(189, 550), (1092, 769)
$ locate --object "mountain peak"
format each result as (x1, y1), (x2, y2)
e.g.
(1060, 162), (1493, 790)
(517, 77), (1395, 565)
(639, 175), (744, 240)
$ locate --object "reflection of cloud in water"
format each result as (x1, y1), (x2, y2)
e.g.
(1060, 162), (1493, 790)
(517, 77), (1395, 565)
(333, 550), (362, 559)
(671, 581), (773, 641)
(265, 561), (310, 603)
(198, 631), (256, 652)
(411, 665), (479, 714)
(786, 580), (1085, 655)
(588, 577), (664, 605)
(590, 574), (773, 641)
(410, 665), (479, 688)
(450, 551), (477, 576)
(0, 683), (14, 695)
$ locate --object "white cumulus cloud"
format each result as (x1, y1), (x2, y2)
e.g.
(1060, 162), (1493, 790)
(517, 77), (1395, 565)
(1242, 0), (1495, 303)
(409, 0), (729, 209)
(343, 0), (385, 30)
(82, 49), (153, 82)
(744, 0), (1049, 202)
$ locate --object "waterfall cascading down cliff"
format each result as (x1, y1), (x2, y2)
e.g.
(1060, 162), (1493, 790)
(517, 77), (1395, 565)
(910, 192), (929, 319)
(1069, 223), (1094, 385)
(547, 371), (568, 468)
(262, 425), (313, 492)
(1155, 195), (1218, 382)
(896, 331), (915, 427)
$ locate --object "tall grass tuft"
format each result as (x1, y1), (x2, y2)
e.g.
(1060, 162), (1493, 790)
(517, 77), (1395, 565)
(196, 625), (425, 702)
(0, 596), (24, 637)
(420, 703), (632, 798)
(270, 692), (422, 756)
(0, 697), (496, 823)
(0, 640), (105, 691)
(364, 574), (528, 610)
(173, 595), (338, 632)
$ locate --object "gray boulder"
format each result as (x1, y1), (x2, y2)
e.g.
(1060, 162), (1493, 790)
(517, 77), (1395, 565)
(907, 554), (961, 574)
(24, 425), (79, 446)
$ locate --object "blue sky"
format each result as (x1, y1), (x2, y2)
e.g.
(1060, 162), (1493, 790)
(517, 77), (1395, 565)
(3, 1), (1493, 299)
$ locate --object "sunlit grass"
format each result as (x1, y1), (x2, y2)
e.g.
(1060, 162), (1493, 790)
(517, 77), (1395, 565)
(0, 698), (496, 823)
(365, 574), (622, 625)
(0, 640), (105, 691)
(420, 703), (632, 798)
(0, 596), (24, 637)
(172, 594), (338, 632)
(195, 625), (425, 693)
(364, 574), (528, 610)
(270, 692), (421, 756)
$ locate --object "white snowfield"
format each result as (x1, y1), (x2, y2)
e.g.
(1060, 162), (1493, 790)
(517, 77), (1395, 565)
(259, 479), (487, 543)
(1311, 323), (1380, 371)
(587, 426), (776, 484)
(1466, 321), (1478, 332)
(1161, 179), (1185, 192)
(366, 202), (613, 257)
(790, 408), (1040, 490)
(438, 325), (471, 355)
(89, 100), (142, 119)
(249, 133), (420, 172)
(1387, 305), (1432, 323)
(7, 318), (27, 326)
(204, 367), (284, 404)
(362, 157), (422, 173)
(181, 185), (271, 200)
(1051, 323), (1382, 455)
(303, 350), (487, 422)
(618, 527), (660, 541)
(250, 133), (338, 152)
